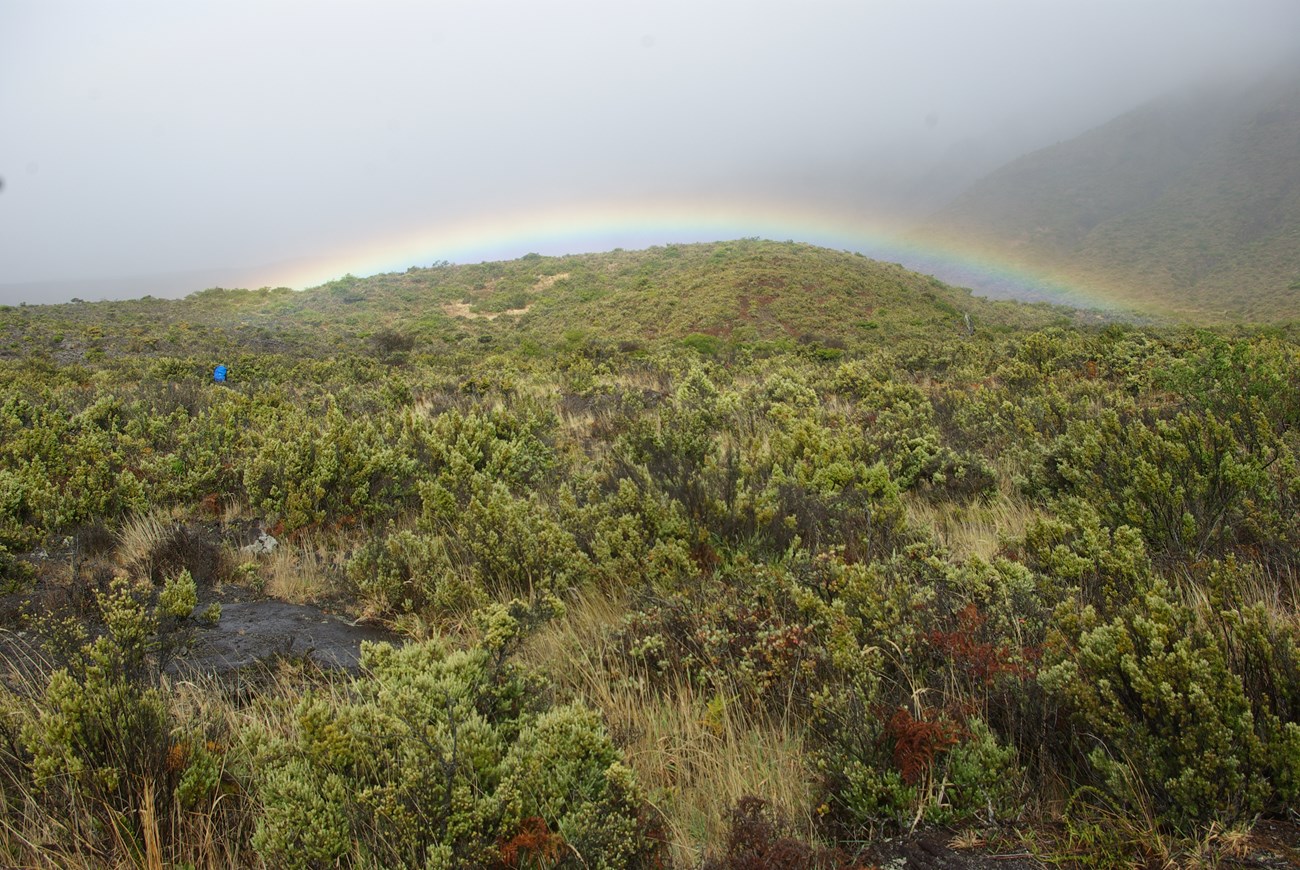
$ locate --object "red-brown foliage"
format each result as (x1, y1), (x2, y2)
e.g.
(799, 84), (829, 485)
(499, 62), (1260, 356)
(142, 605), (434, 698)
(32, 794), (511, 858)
(494, 817), (565, 869)
(702, 797), (868, 870)
(926, 604), (1035, 685)
(885, 709), (960, 786)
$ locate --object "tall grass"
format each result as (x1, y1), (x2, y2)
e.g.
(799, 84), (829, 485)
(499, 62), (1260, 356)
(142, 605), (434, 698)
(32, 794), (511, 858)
(116, 508), (185, 571)
(258, 529), (353, 604)
(521, 590), (817, 866)
(904, 492), (1041, 561)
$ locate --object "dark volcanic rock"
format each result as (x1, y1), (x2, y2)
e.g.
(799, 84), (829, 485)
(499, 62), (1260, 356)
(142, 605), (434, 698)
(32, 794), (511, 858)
(178, 599), (394, 673)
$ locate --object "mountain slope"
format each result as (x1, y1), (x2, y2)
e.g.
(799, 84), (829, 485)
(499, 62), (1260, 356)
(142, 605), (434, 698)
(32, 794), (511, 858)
(916, 71), (1300, 322)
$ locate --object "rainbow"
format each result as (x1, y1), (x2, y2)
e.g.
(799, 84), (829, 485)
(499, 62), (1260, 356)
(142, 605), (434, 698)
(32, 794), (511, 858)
(250, 196), (1125, 312)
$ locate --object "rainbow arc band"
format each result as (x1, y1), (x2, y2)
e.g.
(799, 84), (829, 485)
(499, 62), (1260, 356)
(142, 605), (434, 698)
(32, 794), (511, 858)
(254, 198), (1110, 310)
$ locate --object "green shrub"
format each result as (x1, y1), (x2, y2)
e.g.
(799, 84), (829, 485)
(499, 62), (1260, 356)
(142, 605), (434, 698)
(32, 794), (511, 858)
(1040, 579), (1274, 828)
(345, 527), (480, 616)
(499, 707), (650, 867)
(613, 558), (836, 716)
(243, 403), (418, 530)
(560, 475), (694, 593)
(0, 541), (33, 591)
(806, 540), (1046, 835)
(249, 609), (661, 869)
(1015, 498), (1153, 612)
(12, 570), (219, 850)
(1045, 407), (1296, 570)
(820, 709), (1024, 832)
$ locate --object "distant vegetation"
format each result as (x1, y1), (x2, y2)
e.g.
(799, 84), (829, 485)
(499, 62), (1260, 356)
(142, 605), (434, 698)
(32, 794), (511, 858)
(0, 240), (1081, 366)
(0, 241), (1297, 867)
(919, 71), (1300, 323)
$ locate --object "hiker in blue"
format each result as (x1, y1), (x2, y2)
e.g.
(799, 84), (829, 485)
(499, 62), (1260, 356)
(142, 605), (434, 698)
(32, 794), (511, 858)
(214, 364), (227, 383)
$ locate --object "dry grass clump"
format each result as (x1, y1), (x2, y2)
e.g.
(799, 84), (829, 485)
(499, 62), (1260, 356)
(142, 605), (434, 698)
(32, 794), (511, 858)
(904, 492), (1041, 561)
(521, 591), (817, 867)
(118, 509), (225, 588)
(116, 509), (184, 571)
(255, 529), (353, 605)
(261, 544), (329, 604)
(605, 678), (815, 867)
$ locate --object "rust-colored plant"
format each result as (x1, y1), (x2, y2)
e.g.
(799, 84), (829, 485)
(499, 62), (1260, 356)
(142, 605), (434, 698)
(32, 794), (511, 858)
(885, 708), (960, 786)
(495, 816), (566, 868)
(926, 603), (1035, 685)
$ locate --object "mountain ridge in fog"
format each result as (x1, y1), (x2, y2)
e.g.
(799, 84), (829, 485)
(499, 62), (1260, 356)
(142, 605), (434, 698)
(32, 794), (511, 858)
(915, 68), (1300, 321)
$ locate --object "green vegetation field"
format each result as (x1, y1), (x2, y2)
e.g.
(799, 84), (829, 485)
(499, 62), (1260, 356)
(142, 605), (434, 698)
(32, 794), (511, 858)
(0, 241), (1297, 867)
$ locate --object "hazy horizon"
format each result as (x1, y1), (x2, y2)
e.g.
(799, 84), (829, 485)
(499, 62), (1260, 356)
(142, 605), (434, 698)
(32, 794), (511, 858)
(4, 0), (1299, 305)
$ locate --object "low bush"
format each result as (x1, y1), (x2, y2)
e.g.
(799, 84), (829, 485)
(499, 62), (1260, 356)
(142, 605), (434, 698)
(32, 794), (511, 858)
(3, 569), (221, 857)
(248, 601), (665, 869)
(1040, 579), (1283, 829)
(703, 796), (859, 870)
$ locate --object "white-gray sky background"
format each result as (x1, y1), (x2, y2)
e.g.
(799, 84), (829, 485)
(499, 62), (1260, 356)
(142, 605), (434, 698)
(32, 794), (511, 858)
(3, 0), (1298, 303)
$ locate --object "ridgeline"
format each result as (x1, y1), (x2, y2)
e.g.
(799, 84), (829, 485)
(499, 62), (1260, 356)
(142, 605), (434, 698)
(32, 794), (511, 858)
(0, 240), (1081, 364)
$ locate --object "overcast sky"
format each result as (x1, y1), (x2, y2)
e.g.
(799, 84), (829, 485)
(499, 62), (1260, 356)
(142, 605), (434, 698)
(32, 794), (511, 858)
(3, 0), (1298, 303)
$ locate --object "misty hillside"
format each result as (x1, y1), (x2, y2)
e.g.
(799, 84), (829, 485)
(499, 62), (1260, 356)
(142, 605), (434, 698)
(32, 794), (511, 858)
(0, 240), (1077, 363)
(917, 71), (1300, 321)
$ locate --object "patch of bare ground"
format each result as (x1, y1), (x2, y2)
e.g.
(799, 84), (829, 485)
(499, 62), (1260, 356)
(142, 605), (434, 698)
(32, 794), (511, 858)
(530, 271), (570, 292)
(857, 829), (1044, 870)
(441, 272), (569, 320)
(179, 597), (395, 673)
(1229, 819), (1300, 869)
(0, 520), (394, 679)
(441, 300), (530, 320)
(803, 819), (1300, 870)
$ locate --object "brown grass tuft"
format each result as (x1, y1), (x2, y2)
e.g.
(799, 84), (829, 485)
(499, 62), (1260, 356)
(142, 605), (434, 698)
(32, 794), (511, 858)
(521, 590), (817, 867)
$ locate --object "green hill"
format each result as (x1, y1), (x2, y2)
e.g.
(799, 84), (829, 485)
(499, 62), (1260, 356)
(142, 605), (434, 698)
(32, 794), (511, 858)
(917, 71), (1300, 322)
(0, 239), (1077, 363)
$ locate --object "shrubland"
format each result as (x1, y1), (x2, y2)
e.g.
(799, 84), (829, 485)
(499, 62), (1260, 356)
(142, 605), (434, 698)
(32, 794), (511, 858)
(0, 241), (1296, 867)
